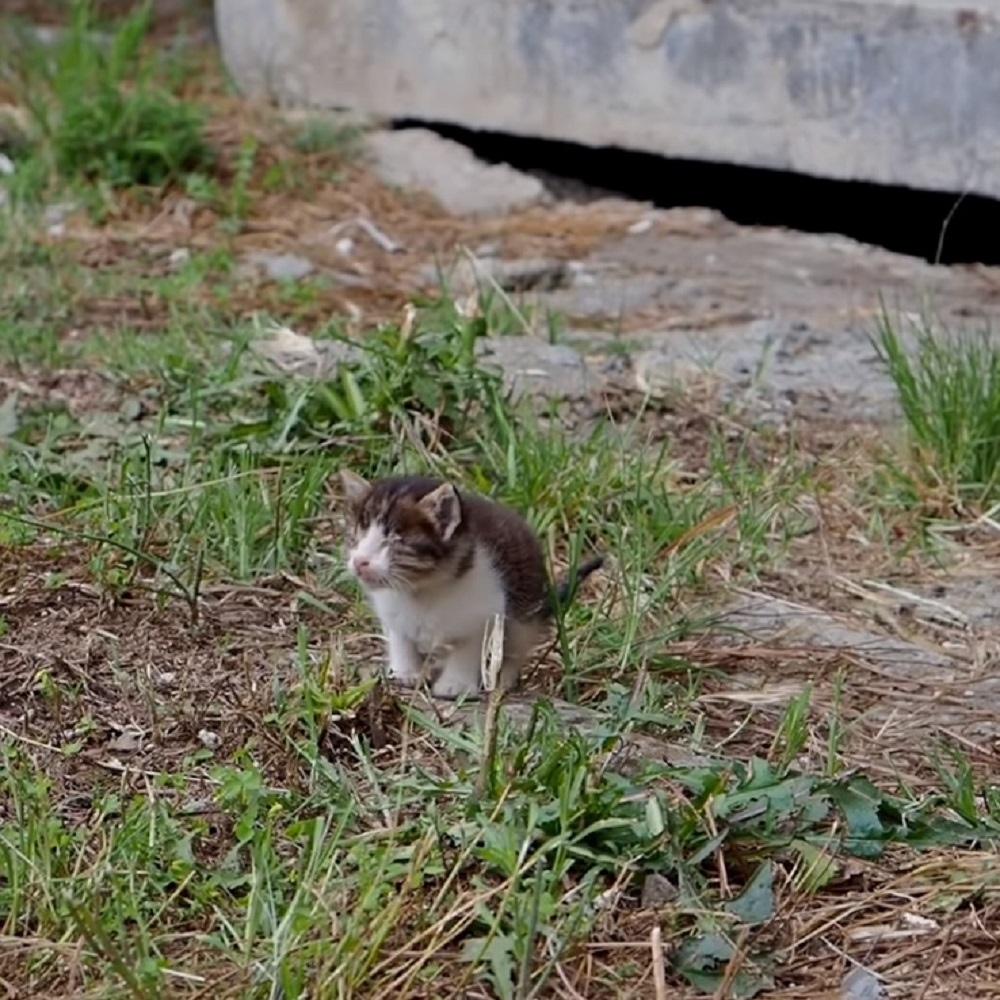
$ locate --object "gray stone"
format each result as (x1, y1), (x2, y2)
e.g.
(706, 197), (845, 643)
(640, 873), (678, 908)
(475, 337), (591, 400)
(249, 325), (355, 378)
(249, 209), (1000, 421)
(630, 319), (902, 420)
(716, 593), (958, 678)
(422, 256), (663, 320)
(584, 222), (999, 334)
(240, 252), (316, 281)
(216, 0), (1000, 201)
(44, 201), (76, 235)
(365, 129), (547, 217)
(277, 105), (376, 133)
(422, 256), (572, 296)
(537, 269), (665, 321)
(842, 967), (884, 1000)
(909, 577), (1000, 630)
(711, 592), (1000, 738)
(549, 213), (1000, 420)
(626, 312), (1000, 421)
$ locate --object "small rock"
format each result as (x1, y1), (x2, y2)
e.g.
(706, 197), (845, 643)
(566, 260), (597, 286)
(249, 324), (356, 378)
(180, 799), (215, 816)
(634, 350), (719, 399)
(640, 873), (678, 907)
(423, 255), (571, 295)
(107, 729), (143, 753)
(475, 337), (591, 400)
(537, 271), (663, 319)
(240, 252), (315, 281)
(198, 729), (220, 750)
(0, 153), (14, 176)
(593, 886), (623, 911)
(335, 237), (354, 256)
(168, 248), (190, 269)
(251, 325), (324, 374)
(842, 967), (883, 1000)
(154, 670), (177, 689)
(366, 128), (547, 217)
(599, 353), (632, 376)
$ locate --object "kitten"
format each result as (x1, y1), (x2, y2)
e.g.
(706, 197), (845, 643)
(340, 470), (603, 699)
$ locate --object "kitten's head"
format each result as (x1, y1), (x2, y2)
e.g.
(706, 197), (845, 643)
(340, 470), (466, 590)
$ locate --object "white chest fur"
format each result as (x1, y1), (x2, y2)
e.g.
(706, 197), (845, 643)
(368, 545), (506, 654)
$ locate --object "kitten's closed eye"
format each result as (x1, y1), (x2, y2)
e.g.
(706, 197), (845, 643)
(405, 537), (446, 558)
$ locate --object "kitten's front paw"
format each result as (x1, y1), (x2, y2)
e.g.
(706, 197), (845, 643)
(386, 640), (423, 687)
(387, 673), (420, 690)
(431, 676), (481, 701)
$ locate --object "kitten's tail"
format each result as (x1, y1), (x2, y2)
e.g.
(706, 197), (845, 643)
(549, 555), (604, 611)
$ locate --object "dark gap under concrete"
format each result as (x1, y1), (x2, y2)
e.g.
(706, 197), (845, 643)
(395, 119), (996, 267)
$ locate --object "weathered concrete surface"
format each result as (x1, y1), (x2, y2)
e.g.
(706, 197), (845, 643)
(216, 0), (1000, 199)
(245, 200), (1000, 421)
(715, 591), (1000, 739)
(367, 129), (548, 216)
(419, 209), (1000, 420)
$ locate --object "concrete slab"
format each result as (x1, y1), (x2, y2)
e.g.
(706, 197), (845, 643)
(366, 128), (548, 216)
(215, 0), (1000, 201)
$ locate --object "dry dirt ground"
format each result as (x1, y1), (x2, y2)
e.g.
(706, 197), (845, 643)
(3, 6), (1000, 1000)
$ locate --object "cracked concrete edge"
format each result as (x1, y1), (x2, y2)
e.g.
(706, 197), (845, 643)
(215, 0), (1000, 200)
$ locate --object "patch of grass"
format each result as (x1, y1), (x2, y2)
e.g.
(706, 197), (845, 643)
(4, 670), (999, 999)
(3, 293), (999, 996)
(1, 0), (213, 208)
(874, 308), (1000, 510)
(288, 114), (365, 160)
(0, 218), (88, 367)
(2, 118), (1000, 994)
(0, 292), (814, 660)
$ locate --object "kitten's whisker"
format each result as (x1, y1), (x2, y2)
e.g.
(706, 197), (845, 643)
(386, 572), (417, 593)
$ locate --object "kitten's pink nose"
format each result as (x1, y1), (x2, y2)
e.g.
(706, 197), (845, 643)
(351, 555), (372, 577)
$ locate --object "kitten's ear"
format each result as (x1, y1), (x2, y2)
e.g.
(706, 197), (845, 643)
(339, 469), (371, 508)
(418, 483), (462, 541)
